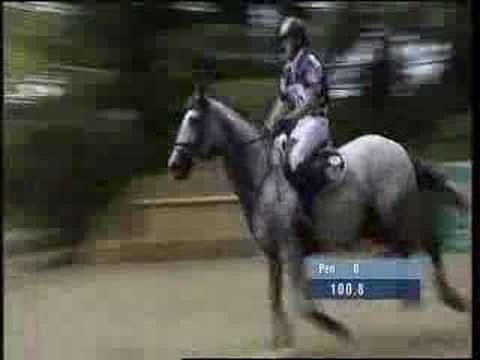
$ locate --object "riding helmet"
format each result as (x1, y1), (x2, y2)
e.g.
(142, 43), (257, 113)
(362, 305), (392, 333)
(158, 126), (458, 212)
(277, 17), (310, 48)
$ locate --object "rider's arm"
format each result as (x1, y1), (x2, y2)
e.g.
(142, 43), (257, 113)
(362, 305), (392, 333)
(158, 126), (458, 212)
(282, 54), (326, 122)
(264, 64), (295, 131)
(281, 87), (316, 122)
(264, 96), (290, 130)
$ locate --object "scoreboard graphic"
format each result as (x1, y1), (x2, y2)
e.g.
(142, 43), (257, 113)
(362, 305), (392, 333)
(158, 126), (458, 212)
(305, 257), (424, 300)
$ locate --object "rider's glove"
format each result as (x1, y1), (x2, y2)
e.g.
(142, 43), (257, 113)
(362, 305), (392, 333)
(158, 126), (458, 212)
(269, 118), (293, 138)
(274, 133), (288, 153)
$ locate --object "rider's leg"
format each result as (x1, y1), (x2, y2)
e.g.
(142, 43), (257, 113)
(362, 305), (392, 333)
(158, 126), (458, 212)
(288, 115), (330, 173)
(285, 116), (331, 236)
(288, 115), (330, 208)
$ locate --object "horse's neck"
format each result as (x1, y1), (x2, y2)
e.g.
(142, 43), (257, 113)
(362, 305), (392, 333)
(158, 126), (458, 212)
(223, 127), (269, 209)
(224, 142), (268, 213)
(211, 100), (270, 214)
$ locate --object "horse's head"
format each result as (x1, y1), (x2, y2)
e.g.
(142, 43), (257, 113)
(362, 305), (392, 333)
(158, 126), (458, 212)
(168, 84), (226, 180)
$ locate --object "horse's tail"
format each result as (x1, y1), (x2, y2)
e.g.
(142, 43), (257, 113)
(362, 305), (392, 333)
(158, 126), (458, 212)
(411, 157), (470, 211)
(410, 157), (471, 312)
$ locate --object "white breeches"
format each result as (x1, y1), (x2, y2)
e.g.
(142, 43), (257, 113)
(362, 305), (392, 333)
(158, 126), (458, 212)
(288, 115), (330, 172)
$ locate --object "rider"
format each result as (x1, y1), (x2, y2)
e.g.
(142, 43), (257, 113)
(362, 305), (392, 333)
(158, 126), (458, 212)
(265, 16), (332, 228)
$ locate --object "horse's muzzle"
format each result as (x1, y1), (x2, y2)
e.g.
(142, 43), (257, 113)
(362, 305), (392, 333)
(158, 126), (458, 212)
(168, 148), (194, 180)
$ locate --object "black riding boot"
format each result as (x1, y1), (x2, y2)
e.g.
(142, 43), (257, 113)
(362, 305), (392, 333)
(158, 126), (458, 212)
(294, 201), (315, 246)
(283, 144), (342, 244)
(283, 163), (316, 241)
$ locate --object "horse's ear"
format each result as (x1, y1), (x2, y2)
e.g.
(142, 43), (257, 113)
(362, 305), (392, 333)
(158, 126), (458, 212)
(194, 83), (206, 99)
(193, 83), (209, 110)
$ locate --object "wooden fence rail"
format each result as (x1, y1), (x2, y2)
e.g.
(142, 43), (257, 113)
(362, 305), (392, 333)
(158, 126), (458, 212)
(131, 195), (239, 208)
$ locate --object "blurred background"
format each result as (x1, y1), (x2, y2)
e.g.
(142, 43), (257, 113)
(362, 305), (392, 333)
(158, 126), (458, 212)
(3, 1), (472, 267)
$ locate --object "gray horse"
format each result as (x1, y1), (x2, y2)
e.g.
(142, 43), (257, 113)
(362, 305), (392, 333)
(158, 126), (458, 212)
(167, 85), (470, 350)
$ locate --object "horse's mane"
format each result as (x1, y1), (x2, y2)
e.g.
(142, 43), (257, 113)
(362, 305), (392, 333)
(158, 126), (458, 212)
(207, 95), (261, 135)
(208, 95), (251, 123)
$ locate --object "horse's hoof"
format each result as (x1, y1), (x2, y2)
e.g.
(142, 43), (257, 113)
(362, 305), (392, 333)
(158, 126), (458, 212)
(441, 288), (471, 312)
(312, 312), (354, 344)
(272, 333), (294, 350)
(272, 321), (294, 350)
(275, 347), (297, 358)
(334, 324), (355, 344)
(446, 295), (470, 313)
(262, 348), (296, 358)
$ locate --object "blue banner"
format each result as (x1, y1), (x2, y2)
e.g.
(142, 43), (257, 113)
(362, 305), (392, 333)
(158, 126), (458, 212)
(310, 279), (421, 300)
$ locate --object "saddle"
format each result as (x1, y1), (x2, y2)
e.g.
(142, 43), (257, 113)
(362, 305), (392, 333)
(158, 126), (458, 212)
(283, 142), (347, 217)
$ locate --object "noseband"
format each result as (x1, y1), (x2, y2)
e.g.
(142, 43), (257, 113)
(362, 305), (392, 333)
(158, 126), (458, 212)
(173, 141), (196, 151)
(172, 142), (197, 162)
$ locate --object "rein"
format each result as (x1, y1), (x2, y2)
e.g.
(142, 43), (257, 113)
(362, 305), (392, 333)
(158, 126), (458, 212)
(173, 142), (196, 149)
(174, 126), (272, 153)
(237, 126), (272, 147)
(232, 127), (285, 256)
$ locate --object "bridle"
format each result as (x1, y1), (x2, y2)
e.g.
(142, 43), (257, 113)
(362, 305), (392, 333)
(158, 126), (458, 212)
(173, 126), (275, 191)
(173, 141), (197, 152)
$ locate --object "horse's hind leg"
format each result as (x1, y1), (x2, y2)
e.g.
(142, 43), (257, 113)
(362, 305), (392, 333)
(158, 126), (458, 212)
(426, 230), (470, 312)
(375, 193), (421, 307)
(416, 191), (469, 312)
(381, 217), (421, 309)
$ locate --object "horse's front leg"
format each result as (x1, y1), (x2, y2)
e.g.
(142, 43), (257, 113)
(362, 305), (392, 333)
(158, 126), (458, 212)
(268, 254), (293, 349)
(285, 236), (353, 342)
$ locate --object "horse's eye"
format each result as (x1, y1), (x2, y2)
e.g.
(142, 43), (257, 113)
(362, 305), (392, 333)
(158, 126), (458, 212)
(190, 115), (201, 125)
(184, 107), (204, 126)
